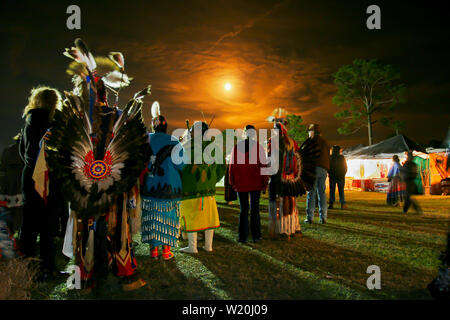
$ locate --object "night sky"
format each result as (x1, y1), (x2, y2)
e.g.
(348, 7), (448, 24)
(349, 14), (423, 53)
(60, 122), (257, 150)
(1, 0), (449, 151)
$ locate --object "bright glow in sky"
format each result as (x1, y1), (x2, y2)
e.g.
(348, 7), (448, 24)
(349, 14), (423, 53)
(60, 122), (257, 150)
(224, 83), (232, 91)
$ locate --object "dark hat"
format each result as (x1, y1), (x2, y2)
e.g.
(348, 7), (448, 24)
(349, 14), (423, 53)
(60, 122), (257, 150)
(332, 145), (341, 151)
(308, 123), (321, 133)
(152, 115), (167, 133)
(331, 145), (341, 155)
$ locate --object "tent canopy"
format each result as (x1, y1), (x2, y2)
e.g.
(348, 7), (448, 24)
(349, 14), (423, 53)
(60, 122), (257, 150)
(343, 144), (365, 156)
(347, 135), (426, 159)
(444, 126), (450, 148)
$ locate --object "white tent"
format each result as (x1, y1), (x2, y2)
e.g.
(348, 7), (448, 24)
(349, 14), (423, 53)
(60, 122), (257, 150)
(343, 135), (427, 192)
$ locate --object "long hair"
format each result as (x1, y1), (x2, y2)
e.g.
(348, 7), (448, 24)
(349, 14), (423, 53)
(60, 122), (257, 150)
(22, 86), (63, 120)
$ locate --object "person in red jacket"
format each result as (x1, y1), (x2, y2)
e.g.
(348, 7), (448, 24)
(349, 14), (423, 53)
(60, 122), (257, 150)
(229, 125), (268, 243)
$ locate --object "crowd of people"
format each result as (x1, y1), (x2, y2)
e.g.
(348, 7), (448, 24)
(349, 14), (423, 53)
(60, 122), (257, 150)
(0, 38), (426, 293)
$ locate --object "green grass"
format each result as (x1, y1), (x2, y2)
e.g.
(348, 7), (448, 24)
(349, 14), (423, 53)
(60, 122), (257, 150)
(32, 190), (449, 300)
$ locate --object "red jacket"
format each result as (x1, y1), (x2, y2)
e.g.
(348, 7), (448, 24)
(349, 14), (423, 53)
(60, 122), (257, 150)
(229, 140), (269, 192)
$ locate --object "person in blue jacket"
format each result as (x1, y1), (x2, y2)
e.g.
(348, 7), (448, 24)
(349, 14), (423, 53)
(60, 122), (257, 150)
(386, 155), (403, 206)
(141, 113), (185, 260)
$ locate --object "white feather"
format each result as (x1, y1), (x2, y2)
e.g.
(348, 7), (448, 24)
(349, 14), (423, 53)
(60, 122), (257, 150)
(102, 70), (131, 89)
(83, 111), (93, 137)
(63, 47), (97, 72)
(98, 176), (113, 192)
(70, 157), (85, 169)
(86, 52), (97, 72)
(108, 52), (125, 70)
(133, 85), (151, 101)
(72, 142), (91, 160)
(111, 163), (124, 179)
(112, 152), (128, 164)
(71, 166), (92, 192)
(111, 169), (121, 181)
(151, 101), (160, 118)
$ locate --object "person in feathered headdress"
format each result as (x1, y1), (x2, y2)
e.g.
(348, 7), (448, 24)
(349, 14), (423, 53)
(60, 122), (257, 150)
(39, 39), (151, 291)
(140, 101), (185, 260)
(266, 108), (319, 239)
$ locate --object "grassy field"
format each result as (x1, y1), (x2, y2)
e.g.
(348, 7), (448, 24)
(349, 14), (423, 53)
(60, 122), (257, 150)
(32, 189), (449, 300)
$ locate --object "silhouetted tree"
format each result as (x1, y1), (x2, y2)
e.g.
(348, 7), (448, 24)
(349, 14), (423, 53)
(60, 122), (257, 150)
(332, 59), (406, 145)
(380, 118), (405, 135)
(286, 114), (308, 144)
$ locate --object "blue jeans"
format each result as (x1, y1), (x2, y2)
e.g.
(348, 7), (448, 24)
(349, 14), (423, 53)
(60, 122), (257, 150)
(329, 177), (346, 205)
(306, 167), (328, 221)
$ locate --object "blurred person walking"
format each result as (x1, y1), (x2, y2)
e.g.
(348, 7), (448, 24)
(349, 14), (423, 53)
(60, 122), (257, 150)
(401, 151), (423, 214)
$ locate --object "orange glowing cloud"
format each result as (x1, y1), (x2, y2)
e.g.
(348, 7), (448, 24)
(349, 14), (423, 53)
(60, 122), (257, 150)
(124, 37), (338, 139)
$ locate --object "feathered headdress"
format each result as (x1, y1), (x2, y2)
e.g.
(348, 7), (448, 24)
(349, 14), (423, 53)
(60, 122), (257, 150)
(266, 106), (320, 196)
(64, 38), (131, 99)
(267, 107), (289, 136)
(44, 39), (153, 219)
(151, 101), (160, 119)
(266, 107), (288, 124)
(150, 101), (167, 132)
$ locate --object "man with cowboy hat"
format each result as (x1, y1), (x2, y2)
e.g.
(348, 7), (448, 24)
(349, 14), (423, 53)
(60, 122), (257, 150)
(304, 124), (330, 224)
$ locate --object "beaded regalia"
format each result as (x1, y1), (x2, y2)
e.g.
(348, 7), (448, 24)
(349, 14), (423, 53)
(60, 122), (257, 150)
(267, 108), (319, 237)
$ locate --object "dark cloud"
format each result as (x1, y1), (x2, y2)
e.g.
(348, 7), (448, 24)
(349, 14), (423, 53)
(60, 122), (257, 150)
(0, 0), (449, 151)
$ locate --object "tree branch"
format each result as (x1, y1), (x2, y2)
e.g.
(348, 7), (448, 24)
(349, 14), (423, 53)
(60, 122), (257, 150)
(346, 126), (365, 135)
(375, 98), (395, 105)
(369, 84), (374, 108)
